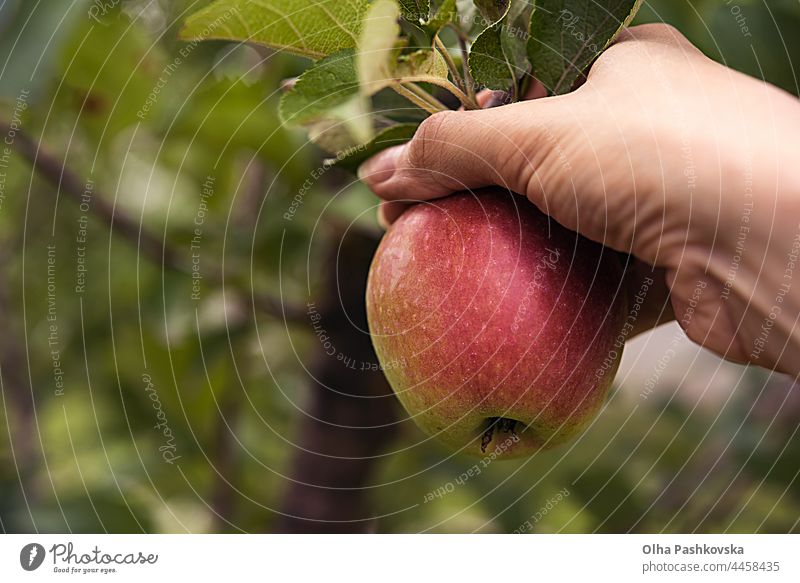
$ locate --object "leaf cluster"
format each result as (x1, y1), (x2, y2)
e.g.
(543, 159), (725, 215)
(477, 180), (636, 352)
(180, 0), (642, 165)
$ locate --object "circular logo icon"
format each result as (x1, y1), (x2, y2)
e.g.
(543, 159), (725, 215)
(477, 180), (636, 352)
(20, 543), (46, 571)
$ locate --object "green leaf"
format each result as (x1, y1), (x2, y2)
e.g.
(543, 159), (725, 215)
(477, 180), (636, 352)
(279, 49), (358, 125)
(468, 1), (527, 90)
(308, 119), (358, 154)
(474, 0), (511, 24)
(501, 0), (533, 83)
(180, 0), (368, 60)
(528, 0), (642, 95)
(398, 0), (430, 23)
(281, 52), (372, 152)
(357, 0), (402, 96)
(371, 88), (429, 123)
(355, 0), (448, 98)
(425, 0), (457, 32)
(396, 49), (449, 78)
(469, 25), (512, 89)
(307, 96), (373, 154)
(328, 123), (419, 170)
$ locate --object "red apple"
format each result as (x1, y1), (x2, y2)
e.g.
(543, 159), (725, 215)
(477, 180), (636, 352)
(366, 188), (627, 458)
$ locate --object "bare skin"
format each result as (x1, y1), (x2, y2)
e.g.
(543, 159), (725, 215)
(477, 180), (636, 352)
(358, 24), (800, 377)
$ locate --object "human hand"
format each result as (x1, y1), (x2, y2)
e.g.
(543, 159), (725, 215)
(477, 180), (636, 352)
(357, 24), (800, 376)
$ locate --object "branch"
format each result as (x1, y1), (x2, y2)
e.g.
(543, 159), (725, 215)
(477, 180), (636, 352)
(2, 123), (306, 325)
(1, 122), (182, 272)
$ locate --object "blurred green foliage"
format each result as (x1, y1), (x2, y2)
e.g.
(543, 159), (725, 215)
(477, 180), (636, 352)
(0, 0), (798, 533)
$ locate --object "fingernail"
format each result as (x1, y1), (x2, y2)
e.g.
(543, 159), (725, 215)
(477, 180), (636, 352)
(357, 146), (403, 187)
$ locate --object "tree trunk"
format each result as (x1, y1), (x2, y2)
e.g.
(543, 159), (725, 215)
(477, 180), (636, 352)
(274, 225), (401, 533)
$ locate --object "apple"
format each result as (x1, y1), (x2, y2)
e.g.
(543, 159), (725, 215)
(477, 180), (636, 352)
(366, 188), (627, 459)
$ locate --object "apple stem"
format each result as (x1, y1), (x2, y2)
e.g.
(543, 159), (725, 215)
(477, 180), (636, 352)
(500, 418), (517, 436)
(480, 424), (495, 453)
(481, 417), (518, 453)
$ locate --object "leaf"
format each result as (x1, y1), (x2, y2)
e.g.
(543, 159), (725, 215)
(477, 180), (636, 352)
(469, 25), (512, 89)
(357, 0), (402, 96)
(396, 49), (449, 78)
(398, 0), (430, 23)
(283, 27), (442, 156)
(371, 88), (429, 123)
(180, 0), (368, 60)
(279, 49), (358, 125)
(307, 96), (373, 154)
(328, 123), (419, 170)
(308, 119), (358, 154)
(283, 56), (371, 152)
(474, 0), (511, 24)
(500, 0), (533, 82)
(425, 0), (457, 32)
(528, 0), (642, 95)
(357, 0), (448, 97)
(337, 95), (374, 144)
(468, 1), (527, 90)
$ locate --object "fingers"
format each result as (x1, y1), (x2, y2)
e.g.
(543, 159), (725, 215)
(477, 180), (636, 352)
(366, 91), (520, 227)
(524, 77), (548, 100)
(625, 261), (675, 337)
(377, 200), (412, 228)
(357, 106), (533, 204)
(475, 79), (547, 107)
(366, 79), (547, 227)
(475, 89), (498, 108)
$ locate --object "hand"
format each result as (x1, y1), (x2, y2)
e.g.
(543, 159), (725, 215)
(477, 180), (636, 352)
(357, 24), (800, 376)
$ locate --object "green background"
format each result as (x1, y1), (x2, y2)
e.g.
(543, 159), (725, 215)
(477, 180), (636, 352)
(0, 0), (798, 533)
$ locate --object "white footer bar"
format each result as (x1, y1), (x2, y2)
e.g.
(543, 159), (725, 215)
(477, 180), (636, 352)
(0, 534), (797, 581)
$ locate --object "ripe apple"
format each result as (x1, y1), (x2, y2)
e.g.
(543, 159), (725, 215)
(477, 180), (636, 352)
(366, 188), (627, 459)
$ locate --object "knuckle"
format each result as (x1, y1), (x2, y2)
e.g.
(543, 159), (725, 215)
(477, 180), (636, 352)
(406, 110), (455, 170)
(626, 22), (688, 44)
(596, 23), (694, 75)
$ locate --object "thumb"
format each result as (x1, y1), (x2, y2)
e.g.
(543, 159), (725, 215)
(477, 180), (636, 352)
(357, 106), (534, 202)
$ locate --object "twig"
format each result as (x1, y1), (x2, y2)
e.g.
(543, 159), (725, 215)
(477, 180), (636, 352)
(434, 35), (466, 94)
(453, 27), (478, 104)
(420, 77), (477, 110)
(393, 83), (447, 114)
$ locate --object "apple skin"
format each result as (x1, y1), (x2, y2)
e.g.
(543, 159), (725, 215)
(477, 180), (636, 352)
(366, 188), (627, 459)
